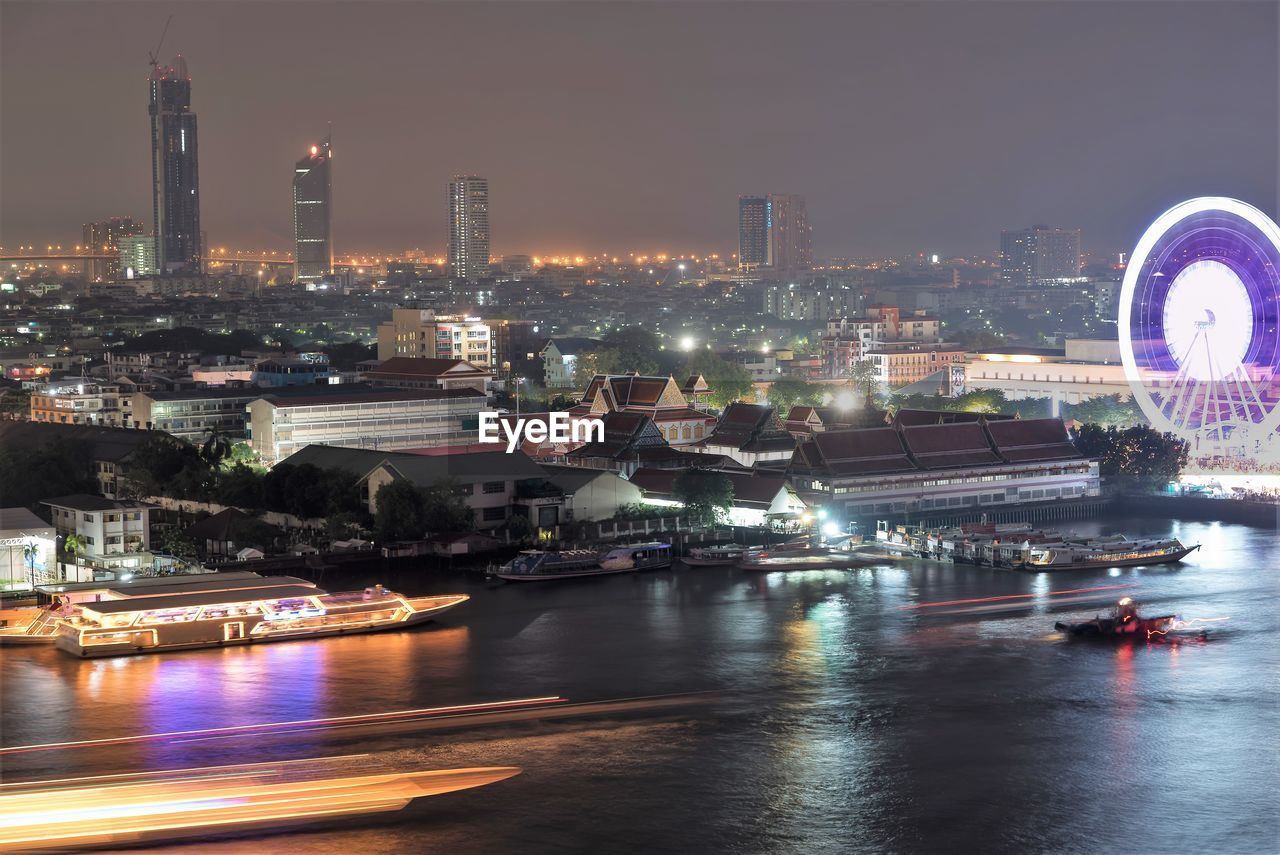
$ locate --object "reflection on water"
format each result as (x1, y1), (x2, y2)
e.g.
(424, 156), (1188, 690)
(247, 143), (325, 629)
(1, 517), (1276, 852)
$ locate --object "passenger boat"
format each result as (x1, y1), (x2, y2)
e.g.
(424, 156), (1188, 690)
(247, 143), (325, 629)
(682, 544), (749, 566)
(0, 758), (518, 852)
(1016, 537), (1199, 572)
(492, 543), (672, 581)
(50, 581), (467, 658)
(0, 571), (286, 646)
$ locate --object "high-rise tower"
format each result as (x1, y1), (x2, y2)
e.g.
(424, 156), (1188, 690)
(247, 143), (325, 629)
(449, 176), (490, 281)
(293, 137), (333, 284)
(769, 194), (812, 272)
(149, 55), (201, 273)
(738, 196), (772, 269)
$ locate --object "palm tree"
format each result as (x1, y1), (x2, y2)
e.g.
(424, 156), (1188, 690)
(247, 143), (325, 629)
(200, 426), (233, 468)
(21, 541), (38, 590)
(62, 534), (84, 565)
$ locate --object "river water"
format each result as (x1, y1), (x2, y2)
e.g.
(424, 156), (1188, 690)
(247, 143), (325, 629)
(2, 515), (1277, 853)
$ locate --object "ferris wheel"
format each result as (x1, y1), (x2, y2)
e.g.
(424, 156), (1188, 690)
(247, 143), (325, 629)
(1118, 197), (1280, 455)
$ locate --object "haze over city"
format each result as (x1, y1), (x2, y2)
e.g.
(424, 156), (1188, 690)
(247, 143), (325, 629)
(2, 0), (1276, 257)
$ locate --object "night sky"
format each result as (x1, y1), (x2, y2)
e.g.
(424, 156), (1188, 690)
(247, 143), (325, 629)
(2, 1), (1276, 259)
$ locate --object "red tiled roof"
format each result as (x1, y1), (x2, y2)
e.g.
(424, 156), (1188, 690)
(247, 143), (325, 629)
(902, 422), (1002, 469)
(368, 357), (491, 378)
(987, 418), (1082, 462)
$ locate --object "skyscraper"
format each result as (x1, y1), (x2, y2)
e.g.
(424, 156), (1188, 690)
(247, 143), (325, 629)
(769, 194), (812, 272)
(738, 196), (771, 269)
(82, 216), (144, 280)
(999, 225), (1081, 286)
(149, 55), (201, 274)
(293, 137), (333, 285)
(449, 176), (490, 281)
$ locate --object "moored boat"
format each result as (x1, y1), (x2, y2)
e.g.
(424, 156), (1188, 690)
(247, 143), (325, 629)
(737, 548), (878, 571)
(493, 543), (672, 581)
(51, 583), (467, 658)
(1017, 538), (1200, 572)
(682, 544), (749, 566)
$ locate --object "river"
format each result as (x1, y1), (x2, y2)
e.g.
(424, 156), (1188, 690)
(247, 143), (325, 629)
(2, 516), (1277, 853)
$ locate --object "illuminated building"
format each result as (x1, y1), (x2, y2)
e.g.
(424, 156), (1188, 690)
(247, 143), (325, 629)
(964, 339), (1131, 404)
(821, 306), (941, 378)
(768, 194), (812, 271)
(82, 217), (144, 280)
(149, 54), (202, 273)
(118, 235), (157, 278)
(999, 225), (1081, 286)
(29, 381), (123, 426)
(376, 308), (494, 366)
(865, 342), (967, 390)
(449, 175), (490, 280)
(42, 495), (155, 581)
(738, 195), (772, 269)
(766, 280), (861, 321)
(247, 387), (487, 463)
(0, 507), (55, 592)
(293, 138), (333, 284)
(788, 417), (1100, 523)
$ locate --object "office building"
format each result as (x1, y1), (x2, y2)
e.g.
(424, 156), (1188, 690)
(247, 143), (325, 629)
(376, 309), (494, 366)
(149, 55), (202, 273)
(766, 281), (861, 321)
(769, 194), (812, 271)
(738, 196), (772, 268)
(293, 138), (333, 284)
(118, 236), (157, 278)
(449, 175), (490, 280)
(821, 306), (942, 378)
(246, 387), (488, 463)
(999, 225), (1081, 286)
(82, 217), (144, 280)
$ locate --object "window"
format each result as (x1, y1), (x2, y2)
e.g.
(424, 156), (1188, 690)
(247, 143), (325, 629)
(482, 481), (505, 494)
(83, 513), (95, 523)
(482, 506), (506, 521)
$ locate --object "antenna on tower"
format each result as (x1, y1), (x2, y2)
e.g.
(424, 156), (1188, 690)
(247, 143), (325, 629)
(148, 15), (173, 69)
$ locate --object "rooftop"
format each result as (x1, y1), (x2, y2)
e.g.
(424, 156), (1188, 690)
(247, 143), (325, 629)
(42, 494), (156, 512)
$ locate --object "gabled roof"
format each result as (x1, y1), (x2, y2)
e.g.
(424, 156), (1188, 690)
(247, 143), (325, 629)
(799, 427), (916, 475)
(543, 337), (601, 357)
(184, 508), (267, 542)
(539, 464), (631, 493)
(277, 445), (390, 477)
(0, 507), (51, 532)
(366, 357), (492, 378)
(987, 418), (1082, 462)
(901, 422), (1002, 469)
(379, 450), (547, 484)
(700, 403), (796, 454)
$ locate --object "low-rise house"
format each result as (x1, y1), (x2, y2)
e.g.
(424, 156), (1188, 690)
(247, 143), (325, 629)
(41, 494), (156, 581)
(532, 465), (643, 523)
(541, 338), (601, 388)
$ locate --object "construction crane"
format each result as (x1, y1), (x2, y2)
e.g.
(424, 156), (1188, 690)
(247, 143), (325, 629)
(147, 14), (173, 70)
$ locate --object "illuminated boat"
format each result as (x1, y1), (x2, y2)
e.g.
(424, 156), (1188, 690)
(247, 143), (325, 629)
(1016, 537), (1200, 572)
(51, 583), (468, 658)
(0, 758), (518, 851)
(0, 572), (289, 646)
(493, 543), (671, 581)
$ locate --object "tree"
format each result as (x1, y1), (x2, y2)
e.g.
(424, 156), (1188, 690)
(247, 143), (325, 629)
(324, 341), (377, 370)
(420, 482), (475, 534)
(601, 326), (661, 371)
(1063, 394), (1143, 428)
(685, 352), (753, 409)
(846, 359), (878, 401)
(767, 378), (825, 415)
(21, 541), (39, 588)
(0, 438), (96, 507)
(672, 469), (735, 526)
(199, 426), (233, 468)
(1071, 423), (1188, 488)
(374, 479), (426, 542)
(126, 434), (211, 499)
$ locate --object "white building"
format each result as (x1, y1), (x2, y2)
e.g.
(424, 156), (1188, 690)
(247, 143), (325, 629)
(246, 387), (487, 464)
(964, 339), (1131, 404)
(41, 495), (155, 581)
(376, 308), (494, 367)
(0, 508), (56, 592)
(30, 381), (123, 426)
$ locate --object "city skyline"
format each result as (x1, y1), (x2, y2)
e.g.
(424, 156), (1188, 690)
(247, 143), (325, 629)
(2, 2), (1277, 259)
